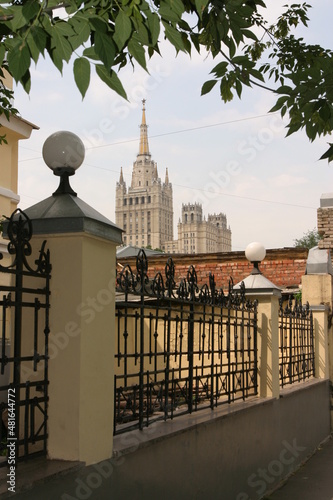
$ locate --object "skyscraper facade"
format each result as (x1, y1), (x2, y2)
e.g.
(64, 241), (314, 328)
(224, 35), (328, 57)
(115, 100), (173, 249)
(115, 101), (232, 253)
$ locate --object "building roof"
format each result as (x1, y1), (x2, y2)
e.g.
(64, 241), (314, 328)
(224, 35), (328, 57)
(117, 245), (164, 258)
(20, 192), (123, 243)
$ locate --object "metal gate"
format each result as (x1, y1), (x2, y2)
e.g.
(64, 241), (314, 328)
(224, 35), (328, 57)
(115, 250), (258, 434)
(279, 295), (314, 387)
(0, 209), (51, 467)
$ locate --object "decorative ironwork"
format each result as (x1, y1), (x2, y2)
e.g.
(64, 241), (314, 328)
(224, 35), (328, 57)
(115, 250), (257, 434)
(0, 209), (51, 467)
(279, 295), (314, 387)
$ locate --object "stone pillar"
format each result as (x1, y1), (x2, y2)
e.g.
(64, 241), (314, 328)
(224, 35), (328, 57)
(23, 193), (122, 465)
(234, 258), (282, 399)
(248, 291), (281, 399)
(302, 273), (333, 427)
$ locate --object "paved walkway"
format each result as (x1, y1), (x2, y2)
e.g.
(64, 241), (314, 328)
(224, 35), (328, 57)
(1, 434), (332, 499)
(267, 434), (333, 500)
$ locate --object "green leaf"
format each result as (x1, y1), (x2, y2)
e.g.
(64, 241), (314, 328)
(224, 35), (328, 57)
(96, 65), (127, 100)
(276, 85), (293, 95)
(0, 44), (5, 66)
(210, 61), (228, 77)
(231, 55), (249, 65)
(146, 12), (160, 46)
(26, 26), (47, 64)
(89, 16), (108, 34)
(235, 79), (242, 98)
(69, 17), (91, 50)
(128, 38), (147, 70)
(26, 33), (40, 64)
(319, 143), (333, 163)
(22, 0), (40, 22)
(163, 22), (185, 52)
(194, 0), (209, 19)
(52, 20), (75, 37)
(114, 10), (132, 50)
(137, 22), (149, 46)
(242, 29), (258, 42)
(286, 122), (302, 137)
(248, 68), (265, 83)
(159, 0), (185, 22)
(50, 24), (73, 72)
(21, 69), (31, 94)
(201, 79), (217, 95)
(228, 37), (236, 58)
(319, 104), (331, 121)
(65, 0), (81, 15)
(7, 6), (26, 30)
(159, 4), (180, 23)
(94, 32), (116, 70)
(74, 57), (90, 99)
(7, 39), (31, 81)
(169, 0), (185, 18)
(269, 95), (289, 113)
(83, 46), (99, 61)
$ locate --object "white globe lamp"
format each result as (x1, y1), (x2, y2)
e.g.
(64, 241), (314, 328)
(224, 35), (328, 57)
(245, 242), (266, 274)
(42, 131), (85, 196)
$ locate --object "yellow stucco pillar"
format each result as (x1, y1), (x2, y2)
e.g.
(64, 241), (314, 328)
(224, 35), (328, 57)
(21, 188), (122, 465)
(234, 270), (281, 400)
(251, 292), (280, 399)
(302, 274), (332, 380)
(302, 274), (332, 428)
(38, 233), (117, 465)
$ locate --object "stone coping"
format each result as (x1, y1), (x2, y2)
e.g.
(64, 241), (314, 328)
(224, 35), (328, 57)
(113, 379), (328, 458)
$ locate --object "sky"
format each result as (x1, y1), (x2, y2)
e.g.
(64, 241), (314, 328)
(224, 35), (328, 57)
(14, 0), (333, 252)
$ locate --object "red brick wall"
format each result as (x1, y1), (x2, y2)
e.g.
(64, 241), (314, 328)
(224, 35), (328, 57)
(117, 248), (308, 291)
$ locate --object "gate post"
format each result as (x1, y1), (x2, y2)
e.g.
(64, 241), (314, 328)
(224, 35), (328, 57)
(234, 243), (281, 399)
(22, 132), (122, 465)
(302, 269), (333, 428)
(248, 292), (281, 399)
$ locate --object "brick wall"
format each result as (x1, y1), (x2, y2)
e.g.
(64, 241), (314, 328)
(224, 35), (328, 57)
(117, 247), (308, 291)
(318, 206), (333, 249)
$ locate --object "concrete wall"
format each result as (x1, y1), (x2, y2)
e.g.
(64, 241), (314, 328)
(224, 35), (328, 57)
(40, 380), (330, 500)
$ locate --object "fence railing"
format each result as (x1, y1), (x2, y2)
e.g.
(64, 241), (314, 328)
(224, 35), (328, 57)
(114, 250), (258, 435)
(0, 210), (51, 467)
(279, 296), (314, 387)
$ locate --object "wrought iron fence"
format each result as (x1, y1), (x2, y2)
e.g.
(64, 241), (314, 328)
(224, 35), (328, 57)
(114, 250), (257, 434)
(0, 210), (51, 467)
(279, 296), (314, 387)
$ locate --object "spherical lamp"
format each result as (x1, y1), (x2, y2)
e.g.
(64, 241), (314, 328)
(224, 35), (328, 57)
(245, 242), (266, 274)
(42, 131), (85, 196)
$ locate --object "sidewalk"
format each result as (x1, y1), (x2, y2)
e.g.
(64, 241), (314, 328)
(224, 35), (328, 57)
(0, 457), (83, 498)
(0, 434), (332, 499)
(267, 434), (333, 500)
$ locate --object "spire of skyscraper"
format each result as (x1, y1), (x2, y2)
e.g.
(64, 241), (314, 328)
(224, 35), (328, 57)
(139, 98), (149, 156)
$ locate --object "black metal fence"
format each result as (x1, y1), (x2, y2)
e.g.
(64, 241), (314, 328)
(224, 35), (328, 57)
(114, 250), (258, 434)
(0, 210), (51, 467)
(279, 296), (314, 387)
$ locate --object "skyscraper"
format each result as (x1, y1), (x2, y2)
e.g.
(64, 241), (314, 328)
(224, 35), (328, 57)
(115, 100), (173, 249)
(115, 100), (232, 254)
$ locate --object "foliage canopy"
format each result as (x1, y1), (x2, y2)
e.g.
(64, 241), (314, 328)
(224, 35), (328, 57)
(294, 228), (322, 249)
(0, 1), (332, 160)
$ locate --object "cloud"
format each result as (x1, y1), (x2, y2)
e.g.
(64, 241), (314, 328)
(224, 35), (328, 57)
(268, 174), (309, 188)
